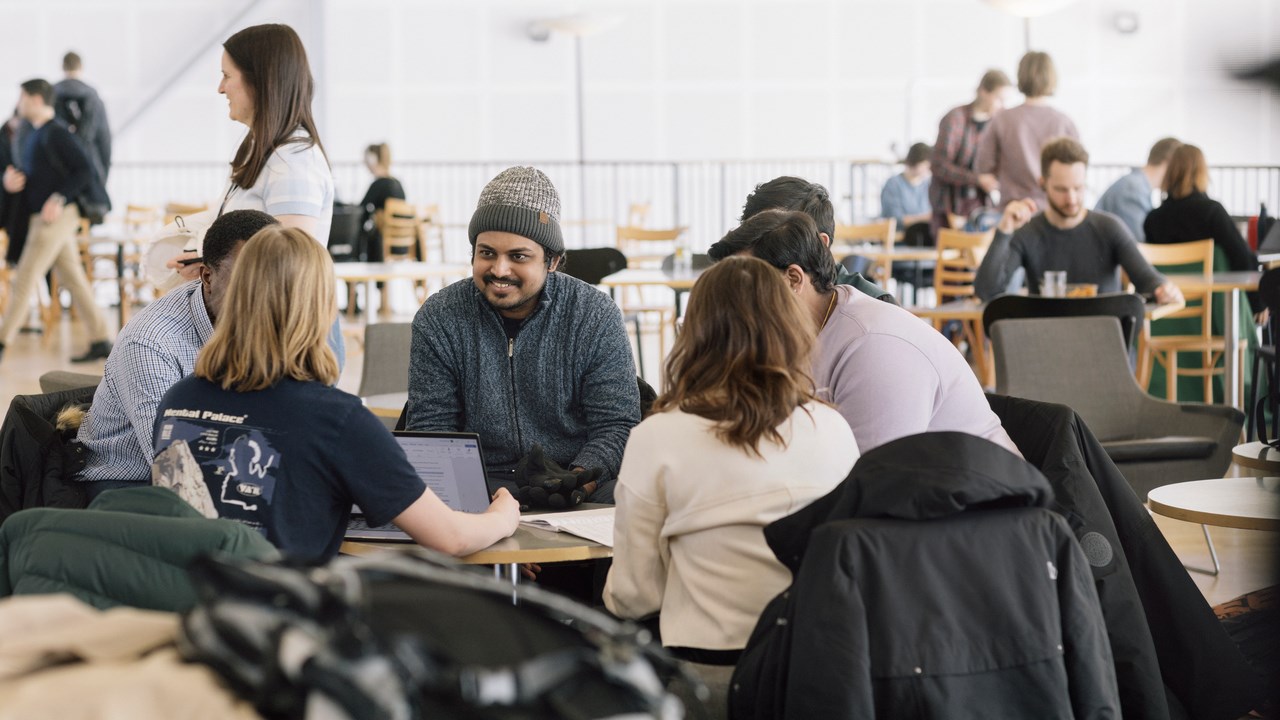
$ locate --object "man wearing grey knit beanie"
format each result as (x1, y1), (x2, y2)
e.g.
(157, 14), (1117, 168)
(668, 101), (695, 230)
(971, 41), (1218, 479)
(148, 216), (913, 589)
(405, 166), (641, 506)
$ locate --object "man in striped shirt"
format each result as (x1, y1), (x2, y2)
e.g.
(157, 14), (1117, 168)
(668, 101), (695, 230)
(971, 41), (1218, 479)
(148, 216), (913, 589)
(74, 209), (279, 498)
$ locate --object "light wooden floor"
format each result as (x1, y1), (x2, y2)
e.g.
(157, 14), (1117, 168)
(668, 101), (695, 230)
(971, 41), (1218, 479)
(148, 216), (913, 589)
(1, 303), (1276, 607)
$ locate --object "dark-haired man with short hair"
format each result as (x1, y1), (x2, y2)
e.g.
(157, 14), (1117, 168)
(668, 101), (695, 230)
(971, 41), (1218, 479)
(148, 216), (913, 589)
(975, 137), (1182, 304)
(738, 175), (895, 303)
(74, 209), (280, 497)
(54, 51), (111, 183)
(1095, 137), (1181, 242)
(709, 209), (1019, 456)
(0, 79), (110, 364)
(930, 69), (1011, 234)
(880, 142), (933, 231)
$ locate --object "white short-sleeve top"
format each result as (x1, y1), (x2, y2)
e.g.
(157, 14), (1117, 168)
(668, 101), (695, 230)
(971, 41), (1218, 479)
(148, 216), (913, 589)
(220, 130), (334, 244)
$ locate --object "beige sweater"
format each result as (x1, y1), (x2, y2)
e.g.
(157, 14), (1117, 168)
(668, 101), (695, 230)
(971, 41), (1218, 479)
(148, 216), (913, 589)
(604, 404), (859, 651)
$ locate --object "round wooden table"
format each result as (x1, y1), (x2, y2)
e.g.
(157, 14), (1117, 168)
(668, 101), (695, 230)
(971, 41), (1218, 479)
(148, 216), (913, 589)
(1147, 477), (1280, 531)
(1231, 442), (1280, 473)
(341, 515), (613, 603)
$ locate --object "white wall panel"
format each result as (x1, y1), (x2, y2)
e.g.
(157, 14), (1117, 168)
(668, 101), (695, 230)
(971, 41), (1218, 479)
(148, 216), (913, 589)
(0, 0), (1274, 167)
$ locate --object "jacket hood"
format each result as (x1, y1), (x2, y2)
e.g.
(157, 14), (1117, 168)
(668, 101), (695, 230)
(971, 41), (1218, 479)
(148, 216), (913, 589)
(766, 432), (1053, 571)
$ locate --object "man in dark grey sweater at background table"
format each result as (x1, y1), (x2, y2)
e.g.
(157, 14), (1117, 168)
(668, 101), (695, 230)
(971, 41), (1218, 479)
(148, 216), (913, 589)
(406, 166), (640, 503)
(975, 137), (1183, 304)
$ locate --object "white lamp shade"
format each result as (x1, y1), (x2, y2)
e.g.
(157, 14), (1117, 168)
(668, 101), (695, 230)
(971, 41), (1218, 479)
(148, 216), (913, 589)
(982, 0), (1078, 18)
(537, 13), (624, 37)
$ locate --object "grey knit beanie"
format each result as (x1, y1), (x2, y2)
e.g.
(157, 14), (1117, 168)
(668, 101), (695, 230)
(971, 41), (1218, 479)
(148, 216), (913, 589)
(468, 166), (564, 256)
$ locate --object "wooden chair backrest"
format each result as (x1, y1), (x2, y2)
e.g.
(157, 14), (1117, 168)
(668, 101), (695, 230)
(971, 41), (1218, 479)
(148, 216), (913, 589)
(164, 202), (208, 225)
(833, 219), (896, 245)
(380, 197), (420, 261)
(615, 225), (687, 265)
(933, 228), (995, 303)
(626, 203), (651, 228)
(1136, 239), (1213, 338)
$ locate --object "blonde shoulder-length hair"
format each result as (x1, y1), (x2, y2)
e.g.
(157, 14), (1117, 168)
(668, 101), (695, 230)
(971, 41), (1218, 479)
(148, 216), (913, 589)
(196, 226), (339, 391)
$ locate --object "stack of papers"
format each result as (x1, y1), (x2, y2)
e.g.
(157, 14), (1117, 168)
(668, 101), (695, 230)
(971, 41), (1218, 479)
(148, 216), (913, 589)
(520, 507), (616, 547)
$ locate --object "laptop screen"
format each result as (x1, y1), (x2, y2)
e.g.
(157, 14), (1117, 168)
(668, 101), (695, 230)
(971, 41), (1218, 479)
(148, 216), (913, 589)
(394, 432), (491, 513)
(352, 432), (491, 517)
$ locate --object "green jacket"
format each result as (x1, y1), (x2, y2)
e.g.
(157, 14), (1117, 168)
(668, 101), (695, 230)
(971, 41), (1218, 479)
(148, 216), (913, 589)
(837, 268), (897, 305)
(0, 486), (278, 611)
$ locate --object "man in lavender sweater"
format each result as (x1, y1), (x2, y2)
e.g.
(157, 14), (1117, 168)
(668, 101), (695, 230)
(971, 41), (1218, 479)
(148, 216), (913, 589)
(709, 210), (1019, 456)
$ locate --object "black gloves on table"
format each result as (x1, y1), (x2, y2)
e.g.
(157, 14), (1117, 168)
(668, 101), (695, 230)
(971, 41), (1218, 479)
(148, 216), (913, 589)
(513, 444), (603, 510)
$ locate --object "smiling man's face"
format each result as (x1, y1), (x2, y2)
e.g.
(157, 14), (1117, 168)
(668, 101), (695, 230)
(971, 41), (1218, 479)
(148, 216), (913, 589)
(471, 231), (559, 320)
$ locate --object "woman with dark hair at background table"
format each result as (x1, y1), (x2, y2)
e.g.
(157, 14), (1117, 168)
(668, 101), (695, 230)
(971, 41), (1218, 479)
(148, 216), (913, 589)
(358, 142), (405, 262)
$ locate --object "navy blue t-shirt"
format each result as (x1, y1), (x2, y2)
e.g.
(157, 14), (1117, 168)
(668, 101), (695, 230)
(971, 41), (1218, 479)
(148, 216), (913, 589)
(153, 376), (425, 562)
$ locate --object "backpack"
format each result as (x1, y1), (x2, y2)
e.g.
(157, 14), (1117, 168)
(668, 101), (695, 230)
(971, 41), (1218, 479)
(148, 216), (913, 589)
(178, 549), (702, 720)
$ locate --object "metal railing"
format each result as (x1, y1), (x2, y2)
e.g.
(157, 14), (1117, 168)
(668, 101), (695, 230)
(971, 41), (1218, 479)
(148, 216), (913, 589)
(107, 159), (1280, 254)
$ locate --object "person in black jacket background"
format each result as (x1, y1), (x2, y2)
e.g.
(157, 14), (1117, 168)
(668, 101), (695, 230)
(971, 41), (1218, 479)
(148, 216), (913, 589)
(0, 79), (111, 364)
(358, 142), (405, 262)
(1144, 143), (1259, 313)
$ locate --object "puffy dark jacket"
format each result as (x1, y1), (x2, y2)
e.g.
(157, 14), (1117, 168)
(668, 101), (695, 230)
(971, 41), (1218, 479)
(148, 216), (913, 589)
(0, 486), (278, 612)
(730, 432), (1119, 720)
(0, 386), (96, 523)
(988, 394), (1267, 720)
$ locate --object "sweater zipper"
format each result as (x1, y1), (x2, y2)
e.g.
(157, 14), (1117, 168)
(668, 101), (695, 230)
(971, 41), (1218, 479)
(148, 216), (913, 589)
(508, 336), (524, 456)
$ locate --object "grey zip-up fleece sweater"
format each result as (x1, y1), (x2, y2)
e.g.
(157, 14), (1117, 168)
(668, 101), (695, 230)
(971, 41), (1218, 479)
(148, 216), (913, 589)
(407, 271), (640, 503)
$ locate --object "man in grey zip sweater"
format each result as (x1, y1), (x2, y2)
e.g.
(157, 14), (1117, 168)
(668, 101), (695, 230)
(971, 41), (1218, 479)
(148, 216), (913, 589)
(407, 167), (640, 503)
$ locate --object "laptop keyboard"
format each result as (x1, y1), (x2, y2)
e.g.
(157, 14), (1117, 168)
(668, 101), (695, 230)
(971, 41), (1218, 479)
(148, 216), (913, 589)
(346, 515), (394, 532)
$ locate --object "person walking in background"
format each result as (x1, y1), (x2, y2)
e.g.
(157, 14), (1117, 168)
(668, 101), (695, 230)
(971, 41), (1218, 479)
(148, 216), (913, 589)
(975, 51), (1078, 209)
(1095, 137), (1181, 242)
(0, 79), (111, 364)
(880, 142), (933, 236)
(930, 69), (1011, 234)
(358, 142), (405, 262)
(53, 51), (112, 184)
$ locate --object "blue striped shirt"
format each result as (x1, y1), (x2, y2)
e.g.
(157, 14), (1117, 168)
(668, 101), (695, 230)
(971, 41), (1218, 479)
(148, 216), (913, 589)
(76, 280), (214, 482)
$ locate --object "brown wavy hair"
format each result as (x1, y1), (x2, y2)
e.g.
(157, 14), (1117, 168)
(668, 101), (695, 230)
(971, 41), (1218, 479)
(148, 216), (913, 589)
(1163, 144), (1209, 199)
(653, 256), (820, 456)
(224, 24), (327, 189)
(196, 226), (339, 391)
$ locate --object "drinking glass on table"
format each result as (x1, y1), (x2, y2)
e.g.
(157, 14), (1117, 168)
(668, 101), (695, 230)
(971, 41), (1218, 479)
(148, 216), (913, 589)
(1041, 270), (1067, 297)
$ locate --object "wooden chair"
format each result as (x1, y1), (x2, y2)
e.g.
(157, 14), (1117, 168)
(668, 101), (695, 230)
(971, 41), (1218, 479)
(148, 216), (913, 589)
(626, 203), (651, 228)
(932, 228), (995, 384)
(416, 203), (445, 264)
(373, 198), (427, 311)
(1136, 239), (1230, 402)
(163, 202), (208, 225)
(834, 219), (897, 286)
(615, 225), (687, 267)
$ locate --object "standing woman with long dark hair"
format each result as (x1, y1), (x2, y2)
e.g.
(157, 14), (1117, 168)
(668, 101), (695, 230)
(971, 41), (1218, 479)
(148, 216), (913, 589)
(214, 23), (340, 362)
(216, 23), (333, 239)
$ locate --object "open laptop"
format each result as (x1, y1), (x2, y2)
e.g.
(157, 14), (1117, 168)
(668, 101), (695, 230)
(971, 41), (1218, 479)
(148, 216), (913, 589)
(346, 431), (491, 541)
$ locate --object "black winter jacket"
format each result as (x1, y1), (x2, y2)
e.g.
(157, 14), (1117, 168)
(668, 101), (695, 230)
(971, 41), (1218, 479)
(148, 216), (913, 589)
(730, 432), (1120, 720)
(0, 386), (94, 523)
(988, 394), (1266, 720)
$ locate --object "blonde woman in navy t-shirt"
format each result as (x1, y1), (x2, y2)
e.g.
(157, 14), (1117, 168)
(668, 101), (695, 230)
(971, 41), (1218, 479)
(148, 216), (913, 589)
(153, 226), (519, 562)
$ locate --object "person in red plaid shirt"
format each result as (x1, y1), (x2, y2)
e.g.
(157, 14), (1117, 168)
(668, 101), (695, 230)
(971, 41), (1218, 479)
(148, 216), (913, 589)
(928, 70), (1011, 235)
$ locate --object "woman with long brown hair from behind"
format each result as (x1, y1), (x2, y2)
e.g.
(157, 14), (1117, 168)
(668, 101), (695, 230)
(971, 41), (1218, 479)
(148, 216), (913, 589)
(152, 226), (518, 563)
(603, 256), (859, 714)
